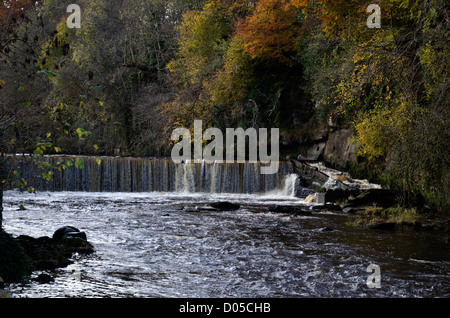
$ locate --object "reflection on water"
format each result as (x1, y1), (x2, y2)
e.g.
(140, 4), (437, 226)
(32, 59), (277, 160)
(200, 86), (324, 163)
(3, 191), (450, 298)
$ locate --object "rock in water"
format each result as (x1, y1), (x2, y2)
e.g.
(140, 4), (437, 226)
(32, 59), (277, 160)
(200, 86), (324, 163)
(209, 202), (240, 211)
(268, 205), (312, 216)
(34, 273), (55, 284)
(53, 226), (87, 241)
(15, 230), (94, 271)
(304, 194), (315, 203)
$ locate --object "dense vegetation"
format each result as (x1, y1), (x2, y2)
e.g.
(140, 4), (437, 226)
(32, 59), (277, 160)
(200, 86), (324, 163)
(1, 0), (448, 211)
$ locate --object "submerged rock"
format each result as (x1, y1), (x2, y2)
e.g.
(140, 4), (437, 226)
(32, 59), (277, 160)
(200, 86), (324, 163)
(209, 202), (240, 211)
(268, 205), (312, 216)
(311, 204), (342, 212)
(364, 223), (396, 231)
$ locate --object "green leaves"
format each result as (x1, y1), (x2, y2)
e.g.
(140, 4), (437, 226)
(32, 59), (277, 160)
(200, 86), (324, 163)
(37, 69), (55, 78)
(41, 171), (53, 181)
(74, 158), (84, 169)
(75, 127), (91, 140)
(10, 170), (29, 190)
(33, 147), (44, 155)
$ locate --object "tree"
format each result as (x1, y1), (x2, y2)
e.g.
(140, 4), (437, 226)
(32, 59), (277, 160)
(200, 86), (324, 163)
(295, 0), (449, 209)
(0, 0), (95, 229)
(163, 0), (253, 133)
(235, 0), (302, 65)
(164, 0), (308, 137)
(0, 0), (45, 229)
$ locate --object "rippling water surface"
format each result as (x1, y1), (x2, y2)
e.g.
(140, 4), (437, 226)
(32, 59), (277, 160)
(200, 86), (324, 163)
(3, 190), (450, 298)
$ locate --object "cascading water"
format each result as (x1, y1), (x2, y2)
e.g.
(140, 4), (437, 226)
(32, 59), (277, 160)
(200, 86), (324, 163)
(14, 156), (302, 197)
(280, 174), (300, 197)
(4, 155), (450, 298)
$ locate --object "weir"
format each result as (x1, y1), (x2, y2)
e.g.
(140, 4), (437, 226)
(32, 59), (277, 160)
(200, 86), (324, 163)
(15, 156), (302, 196)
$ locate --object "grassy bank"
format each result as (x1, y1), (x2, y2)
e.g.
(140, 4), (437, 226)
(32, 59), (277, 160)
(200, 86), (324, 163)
(348, 205), (423, 228)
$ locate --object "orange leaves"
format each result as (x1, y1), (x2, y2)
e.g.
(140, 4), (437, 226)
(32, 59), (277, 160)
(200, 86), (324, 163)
(235, 0), (302, 65)
(0, 0), (42, 48)
(0, 0), (42, 25)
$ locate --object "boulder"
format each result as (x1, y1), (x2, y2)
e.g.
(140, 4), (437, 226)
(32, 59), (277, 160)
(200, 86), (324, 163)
(322, 176), (348, 191)
(15, 232), (94, 271)
(347, 189), (397, 208)
(342, 206), (357, 214)
(325, 189), (360, 204)
(53, 226), (87, 241)
(0, 230), (32, 284)
(33, 273), (55, 284)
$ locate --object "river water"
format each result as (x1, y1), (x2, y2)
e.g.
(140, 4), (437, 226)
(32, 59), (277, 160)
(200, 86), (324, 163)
(3, 189), (450, 298)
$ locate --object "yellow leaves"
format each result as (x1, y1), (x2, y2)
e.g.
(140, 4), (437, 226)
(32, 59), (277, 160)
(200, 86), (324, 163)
(354, 108), (394, 160)
(418, 41), (448, 92)
(353, 96), (421, 161)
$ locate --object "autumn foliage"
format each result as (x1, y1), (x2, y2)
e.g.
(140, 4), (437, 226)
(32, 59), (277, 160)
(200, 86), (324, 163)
(235, 0), (302, 65)
(0, 0), (42, 47)
(0, 0), (448, 210)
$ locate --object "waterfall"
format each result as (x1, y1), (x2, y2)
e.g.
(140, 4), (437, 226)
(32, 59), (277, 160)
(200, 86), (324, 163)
(281, 174), (300, 197)
(13, 156), (302, 196)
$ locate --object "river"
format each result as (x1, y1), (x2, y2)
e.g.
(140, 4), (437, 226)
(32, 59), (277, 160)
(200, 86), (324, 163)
(3, 157), (450, 298)
(3, 189), (450, 298)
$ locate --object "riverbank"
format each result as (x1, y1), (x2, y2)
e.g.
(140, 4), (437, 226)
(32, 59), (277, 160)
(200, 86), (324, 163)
(0, 226), (94, 291)
(291, 159), (450, 236)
